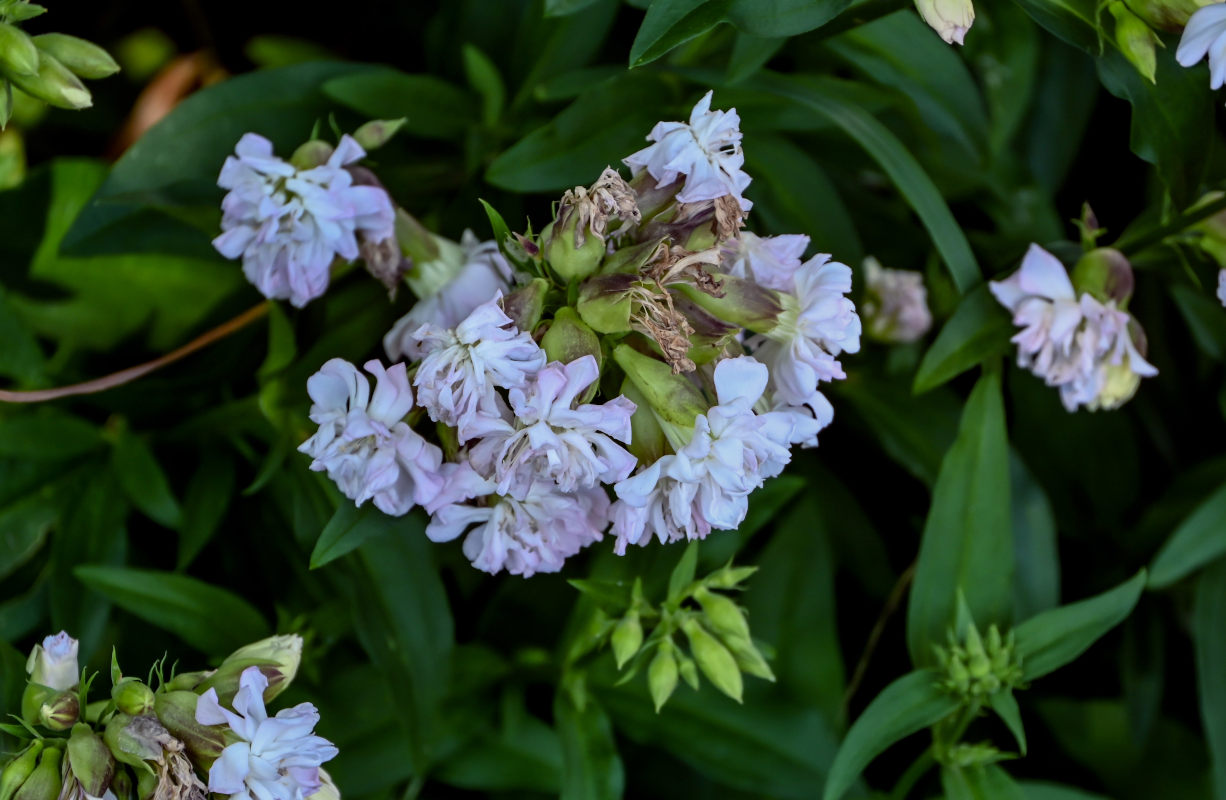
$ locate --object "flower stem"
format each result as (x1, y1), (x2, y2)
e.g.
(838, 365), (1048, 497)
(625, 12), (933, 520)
(1114, 194), (1226, 255)
(889, 748), (935, 800)
(0, 301), (270, 403)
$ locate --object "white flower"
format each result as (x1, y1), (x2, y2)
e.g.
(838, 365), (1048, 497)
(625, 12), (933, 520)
(468, 355), (637, 499)
(720, 232), (810, 291)
(989, 244), (1157, 412)
(611, 357), (794, 553)
(411, 295), (547, 443)
(26, 631), (78, 691)
(213, 133), (395, 308)
(1177, 3), (1226, 88)
(427, 483), (609, 577)
(748, 255), (862, 413)
(624, 90), (753, 212)
(196, 666), (337, 800)
(384, 231), (513, 361)
(916, 0), (975, 44)
(862, 257), (932, 344)
(298, 358), (444, 516)
(1218, 268), (1226, 307)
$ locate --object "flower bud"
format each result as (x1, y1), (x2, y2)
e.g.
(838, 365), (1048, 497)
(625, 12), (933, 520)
(673, 273), (782, 333)
(31, 34), (118, 79)
(197, 633), (303, 704)
(1071, 247), (1134, 305)
(352, 118), (406, 151)
(681, 618), (743, 703)
(693, 586), (750, 642)
(611, 611), (643, 670)
(1091, 360), (1143, 411)
(544, 219), (605, 283)
(647, 642), (679, 712)
(12, 746), (61, 800)
(1108, 1), (1161, 84)
(915, 0), (975, 44)
(66, 724), (115, 797)
(704, 564), (757, 590)
(159, 670), (210, 693)
(312, 770), (340, 800)
(37, 688), (79, 730)
(112, 678), (155, 716)
(26, 631), (79, 691)
(0, 22), (39, 77)
(541, 308), (603, 391)
(612, 344), (706, 430)
(1127, 0), (1204, 31)
(577, 274), (634, 334)
(290, 140), (334, 170)
(108, 770), (132, 800)
(620, 379), (666, 465)
(676, 651), (700, 690)
(8, 52), (90, 109)
(396, 209), (444, 269)
(153, 691), (226, 766)
(502, 278), (548, 332)
(0, 741), (44, 800)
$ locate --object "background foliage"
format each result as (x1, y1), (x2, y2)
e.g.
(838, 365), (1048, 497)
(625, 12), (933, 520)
(1, 0), (1225, 797)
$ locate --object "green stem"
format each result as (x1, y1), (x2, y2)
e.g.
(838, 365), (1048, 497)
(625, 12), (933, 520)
(401, 776), (426, 800)
(889, 748), (935, 800)
(1114, 194), (1226, 255)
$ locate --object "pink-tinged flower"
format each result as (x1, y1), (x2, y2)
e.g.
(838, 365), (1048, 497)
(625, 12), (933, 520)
(1177, 3), (1226, 88)
(26, 631), (78, 691)
(196, 667), (337, 800)
(411, 295), (546, 443)
(749, 255), (861, 415)
(862, 257), (932, 344)
(1218, 269), (1226, 307)
(720, 232), (810, 291)
(298, 358), (444, 516)
(427, 484), (610, 577)
(624, 90), (753, 212)
(213, 133), (395, 308)
(611, 357), (795, 552)
(990, 244), (1157, 412)
(468, 356), (637, 499)
(384, 231), (513, 361)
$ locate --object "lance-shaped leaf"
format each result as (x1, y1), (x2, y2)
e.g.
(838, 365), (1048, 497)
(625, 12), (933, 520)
(1149, 482), (1226, 589)
(1195, 559), (1226, 800)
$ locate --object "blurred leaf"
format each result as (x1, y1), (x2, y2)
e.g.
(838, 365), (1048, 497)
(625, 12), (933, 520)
(823, 669), (959, 800)
(914, 285), (1013, 393)
(112, 428), (183, 530)
(668, 542), (699, 602)
(435, 694), (563, 793)
(989, 689), (1027, 755)
(178, 449), (236, 569)
(258, 303), (296, 379)
(463, 44), (506, 126)
(0, 409), (102, 461)
(1171, 284), (1226, 360)
(907, 370), (1013, 666)
(324, 68), (476, 140)
(310, 502), (403, 569)
(1008, 0), (1099, 51)
(1195, 558), (1226, 800)
(1011, 452), (1060, 620)
(545, 0), (605, 14)
(510, 0), (619, 106)
(555, 691), (625, 800)
(0, 641), (24, 749)
(1149, 481), (1226, 589)
(0, 286), (44, 383)
(0, 489), (58, 580)
(244, 35), (336, 68)
(0, 579), (46, 641)
(1014, 570), (1147, 681)
(943, 764), (1026, 800)
(699, 472), (805, 566)
(726, 33), (785, 84)
(74, 565), (269, 655)
(1023, 42), (1099, 195)
(1019, 783), (1110, 800)
(966, 0), (1041, 157)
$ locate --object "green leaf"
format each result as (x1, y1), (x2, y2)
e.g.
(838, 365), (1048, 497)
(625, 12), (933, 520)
(323, 67), (477, 139)
(989, 689), (1027, 755)
(1014, 570), (1147, 681)
(0, 286), (45, 383)
(545, 0), (605, 15)
(462, 44), (505, 126)
(699, 472), (806, 566)
(112, 428), (183, 530)
(310, 502), (404, 569)
(907, 370), (1013, 666)
(555, 691), (624, 800)
(0, 409), (102, 461)
(1019, 783), (1110, 800)
(668, 542), (699, 603)
(943, 764), (1026, 800)
(1149, 482), (1226, 589)
(1008, 0), (1099, 51)
(823, 669), (959, 800)
(73, 565), (269, 655)
(0, 489), (58, 580)
(257, 303), (296, 379)
(754, 72), (981, 293)
(1010, 452), (1060, 620)
(914, 284), (1014, 393)
(177, 449), (236, 569)
(1195, 558), (1226, 800)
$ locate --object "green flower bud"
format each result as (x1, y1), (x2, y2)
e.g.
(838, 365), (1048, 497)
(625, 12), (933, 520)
(647, 642), (678, 713)
(693, 586), (750, 642)
(160, 670), (209, 693)
(676, 651), (700, 691)
(197, 633), (303, 705)
(31, 34), (118, 79)
(541, 307), (602, 377)
(673, 273), (783, 333)
(0, 22), (38, 77)
(153, 692), (225, 767)
(1108, 2), (1161, 84)
(67, 724), (115, 797)
(546, 168), (639, 283)
(681, 618), (743, 703)
(112, 678), (155, 716)
(620, 378), (666, 465)
(704, 564), (756, 590)
(108, 770), (132, 800)
(577, 274), (633, 334)
(612, 344), (706, 430)
(0, 741), (44, 800)
(502, 278), (548, 333)
(38, 688), (79, 730)
(1126, 0), (1204, 31)
(721, 633), (775, 682)
(611, 611), (643, 670)
(396, 209), (444, 270)
(104, 714), (161, 773)
(352, 117), (405, 151)
(21, 684), (55, 726)
(544, 218), (605, 283)
(290, 140), (334, 170)
(12, 746), (60, 800)
(8, 51), (90, 109)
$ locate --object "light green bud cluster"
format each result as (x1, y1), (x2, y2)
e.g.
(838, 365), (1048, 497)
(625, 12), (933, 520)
(933, 622), (1024, 701)
(0, 0), (120, 124)
(942, 741), (1011, 769)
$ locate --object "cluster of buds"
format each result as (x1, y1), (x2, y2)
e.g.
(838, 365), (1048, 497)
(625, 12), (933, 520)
(933, 622), (1024, 701)
(267, 90), (861, 577)
(0, 632), (337, 800)
(990, 241), (1157, 412)
(0, 0), (119, 122)
(861, 257), (932, 344)
(571, 558), (769, 710)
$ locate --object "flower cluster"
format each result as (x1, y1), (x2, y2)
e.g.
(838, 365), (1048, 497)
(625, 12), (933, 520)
(287, 91), (862, 576)
(2, 632), (337, 800)
(861, 256), (932, 344)
(990, 244), (1157, 412)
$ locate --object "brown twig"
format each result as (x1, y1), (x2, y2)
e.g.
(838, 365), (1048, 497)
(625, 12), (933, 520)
(842, 560), (917, 715)
(0, 301), (270, 403)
